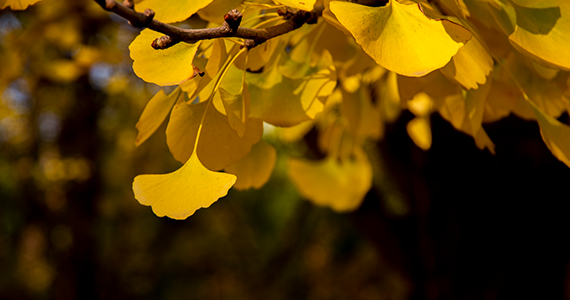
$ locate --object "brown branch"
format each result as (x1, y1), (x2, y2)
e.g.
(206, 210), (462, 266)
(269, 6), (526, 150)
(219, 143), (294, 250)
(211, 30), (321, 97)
(94, 0), (323, 50)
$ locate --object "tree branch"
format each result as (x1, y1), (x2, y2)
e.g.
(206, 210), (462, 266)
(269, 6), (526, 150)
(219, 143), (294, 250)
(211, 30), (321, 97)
(94, 0), (323, 49)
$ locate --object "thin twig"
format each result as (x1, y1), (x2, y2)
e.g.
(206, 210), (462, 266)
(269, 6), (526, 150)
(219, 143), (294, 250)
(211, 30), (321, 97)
(94, 0), (323, 49)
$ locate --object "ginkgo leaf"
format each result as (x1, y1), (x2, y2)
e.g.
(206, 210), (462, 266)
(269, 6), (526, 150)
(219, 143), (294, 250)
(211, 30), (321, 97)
(341, 84), (382, 142)
(330, 0), (472, 77)
(133, 152), (236, 220)
(219, 83), (250, 138)
(509, 2), (570, 70)
(135, 0), (213, 23)
(439, 0), (470, 18)
(438, 82), (496, 153)
(166, 101), (263, 171)
(407, 116), (432, 150)
(135, 88), (183, 147)
(510, 0), (567, 8)
(288, 148), (372, 212)
(247, 50), (336, 127)
(225, 140), (277, 190)
(129, 29), (201, 86)
(528, 98), (570, 167)
(275, 0), (316, 11)
(0, 0), (42, 10)
(440, 32), (493, 90)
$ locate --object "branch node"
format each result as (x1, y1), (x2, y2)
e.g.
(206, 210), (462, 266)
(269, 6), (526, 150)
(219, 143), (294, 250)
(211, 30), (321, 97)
(151, 35), (181, 50)
(123, 0), (134, 9)
(223, 9), (243, 32)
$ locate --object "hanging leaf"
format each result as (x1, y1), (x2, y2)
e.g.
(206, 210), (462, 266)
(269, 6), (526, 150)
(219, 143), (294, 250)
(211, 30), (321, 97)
(274, 0), (316, 11)
(247, 50), (336, 127)
(135, 88), (183, 147)
(225, 140), (277, 190)
(166, 101), (263, 171)
(133, 152), (236, 220)
(330, 0), (472, 76)
(289, 147), (372, 212)
(407, 116), (432, 151)
(509, 2), (570, 70)
(528, 99), (570, 167)
(0, 0), (42, 10)
(129, 29), (201, 86)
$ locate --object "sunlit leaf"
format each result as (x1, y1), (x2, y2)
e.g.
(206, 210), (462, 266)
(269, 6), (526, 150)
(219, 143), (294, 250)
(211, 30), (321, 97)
(225, 140), (277, 190)
(133, 152), (236, 220)
(528, 98), (570, 167)
(0, 0), (42, 10)
(135, 0), (213, 23)
(129, 29), (201, 86)
(407, 116), (432, 150)
(135, 88), (182, 147)
(341, 84), (382, 142)
(274, 0), (316, 11)
(247, 50), (336, 127)
(438, 81), (496, 153)
(166, 101), (263, 171)
(509, 2), (570, 70)
(289, 147), (372, 212)
(219, 83), (250, 138)
(330, 0), (472, 76)
(441, 33), (493, 90)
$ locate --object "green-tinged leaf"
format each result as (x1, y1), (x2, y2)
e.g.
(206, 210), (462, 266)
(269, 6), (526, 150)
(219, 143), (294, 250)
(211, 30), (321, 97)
(330, 0), (472, 76)
(133, 152), (236, 220)
(0, 0), (42, 10)
(225, 140), (277, 190)
(166, 101), (263, 171)
(528, 99), (570, 167)
(135, 0), (213, 23)
(274, 0), (315, 11)
(135, 88), (182, 147)
(247, 50), (336, 127)
(407, 116), (432, 150)
(129, 29), (200, 86)
(288, 147), (372, 212)
(509, 2), (570, 70)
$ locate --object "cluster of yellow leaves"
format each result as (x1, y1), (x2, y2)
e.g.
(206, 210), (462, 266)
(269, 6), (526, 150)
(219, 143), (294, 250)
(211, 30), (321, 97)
(125, 0), (570, 218)
(7, 0), (567, 218)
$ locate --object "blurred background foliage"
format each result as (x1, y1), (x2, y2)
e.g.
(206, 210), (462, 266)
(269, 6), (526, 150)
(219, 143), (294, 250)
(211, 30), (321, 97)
(1, 1), (570, 300)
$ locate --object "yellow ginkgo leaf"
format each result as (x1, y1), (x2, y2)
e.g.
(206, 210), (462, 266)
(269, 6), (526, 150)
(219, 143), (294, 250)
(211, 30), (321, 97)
(440, 32), (493, 90)
(135, 0), (213, 23)
(438, 82), (496, 153)
(528, 99), (570, 167)
(166, 101), (263, 171)
(341, 84), (382, 142)
(225, 140), (277, 190)
(510, 0), (567, 8)
(509, 2), (570, 70)
(0, 0), (42, 10)
(247, 50), (336, 127)
(288, 148), (372, 212)
(133, 152), (236, 220)
(274, 0), (316, 11)
(330, 0), (472, 77)
(407, 116), (432, 150)
(219, 83), (250, 138)
(129, 29), (200, 86)
(135, 88), (183, 147)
